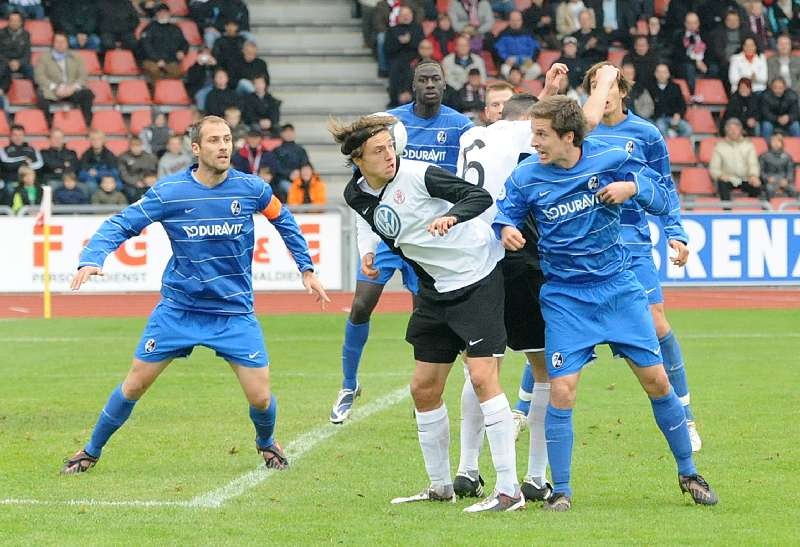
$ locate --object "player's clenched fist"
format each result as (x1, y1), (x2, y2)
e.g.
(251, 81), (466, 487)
(500, 226), (526, 251)
(596, 181), (637, 204)
(70, 266), (103, 291)
(361, 252), (379, 279)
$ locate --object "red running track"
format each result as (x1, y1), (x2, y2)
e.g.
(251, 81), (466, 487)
(0, 288), (798, 318)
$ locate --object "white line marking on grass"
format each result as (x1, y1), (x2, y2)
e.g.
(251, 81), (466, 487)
(0, 385), (410, 510)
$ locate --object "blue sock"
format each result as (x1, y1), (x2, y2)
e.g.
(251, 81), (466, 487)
(342, 320), (369, 390)
(251, 396), (277, 450)
(514, 361), (534, 414)
(545, 404), (574, 497)
(650, 388), (697, 477)
(660, 331), (695, 421)
(84, 385), (137, 458)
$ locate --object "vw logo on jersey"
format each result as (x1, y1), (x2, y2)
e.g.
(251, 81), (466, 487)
(374, 204), (401, 238)
(436, 130), (447, 144)
(231, 199), (241, 216)
(587, 176), (599, 190)
(551, 352), (564, 369)
(625, 140), (635, 153)
(144, 338), (157, 353)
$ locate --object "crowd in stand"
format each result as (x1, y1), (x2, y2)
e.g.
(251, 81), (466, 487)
(0, 0), (327, 212)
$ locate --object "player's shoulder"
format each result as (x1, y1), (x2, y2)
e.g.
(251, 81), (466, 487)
(387, 103), (414, 120)
(437, 105), (473, 128)
(625, 112), (663, 142)
(582, 137), (630, 166)
(509, 153), (543, 181)
(459, 124), (488, 146)
(226, 167), (267, 192)
(398, 157), (434, 177)
(150, 167), (194, 199)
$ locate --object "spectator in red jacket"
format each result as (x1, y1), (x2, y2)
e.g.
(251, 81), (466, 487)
(233, 129), (279, 176)
(428, 13), (456, 61)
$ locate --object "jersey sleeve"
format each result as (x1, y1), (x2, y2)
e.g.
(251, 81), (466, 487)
(355, 214), (380, 258)
(423, 164), (493, 223)
(78, 188), (163, 269)
(648, 136), (688, 244)
(618, 155), (670, 217)
(261, 195), (314, 273)
(492, 169), (530, 239)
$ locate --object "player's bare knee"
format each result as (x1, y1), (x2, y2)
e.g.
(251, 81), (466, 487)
(549, 381), (576, 408)
(410, 378), (442, 409)
(650, 305), (671, 338)
(641, 368), (671, 398)
(249, 392), (271, 410)
(121, 378), (148, 400)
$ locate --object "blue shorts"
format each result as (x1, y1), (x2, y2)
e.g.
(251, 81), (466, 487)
(134, 302), (268, 368)
(356, 241), (419, 294)
(628, 254), (663, 305)
(540, 270), (662, 378)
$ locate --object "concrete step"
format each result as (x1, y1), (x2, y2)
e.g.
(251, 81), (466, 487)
(265, 56), (379, 85)
(250, 1), (354, 26)
(280, 115), (351, 145)
(305, 144), (350, 175)
(276, 86), (387, 115)
(254, 26), (366, 56)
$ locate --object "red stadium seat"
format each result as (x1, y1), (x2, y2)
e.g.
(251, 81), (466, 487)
(481, 51), (498, 77)
(168, 108), (193, 134)
(607, 49), (626, 67)
(129, 109), (153, 135)
(436, 0), (450, 14)
(685, 107), (717, 135)
(30, 50), (42, 67)
(8, 79), (36, 106)
(695, 79), (728, 105)
(103, 49), (140, 76)
(24, 19), (53, 46)
(76, 50), (102, 76)
(180, 49), (198, 74)
(654, 0), (669, 17)
(666, 137), (696, 166)
(166, 0), (190, 16)
(116, 80), (153, 106)
(177, 19), (202, 46)
(91, 110), (127, 135)
(751, 137), (767, 156)
(0, 114), (9, 136)
(154, 79), (191, 106)
(678, 167), (715, 196)
(781, 136), (800, 162)
(14, 109), (49, 135)
(697, 137), (720, 164)
(106, 139), (130, 156)
(522, 79), (543, 95)
(262, 138), (282, 151)
(537, 49), (561, 74)
(673, 78), (691, 102)
(0, 19), (7, 30)
(29, 138), (49, 150)
(53, 109), (88, 135)
(66, 139), (90, 156)
(86, 80), (115, 106)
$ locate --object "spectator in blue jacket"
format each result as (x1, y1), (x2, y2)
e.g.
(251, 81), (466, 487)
(54, 171), (89, 205)
(495, 10), (541, 79)
(78, 130), (121, 195)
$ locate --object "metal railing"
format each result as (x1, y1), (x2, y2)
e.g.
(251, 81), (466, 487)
(680, 199), (774, 211)
(0, 206), (14, 216)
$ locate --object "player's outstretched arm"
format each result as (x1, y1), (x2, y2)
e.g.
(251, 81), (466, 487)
(302, 270), (331, 310)
(70, 265), (103, 291)
(582, 64), (619, 131)
(539, 63), (569, 100)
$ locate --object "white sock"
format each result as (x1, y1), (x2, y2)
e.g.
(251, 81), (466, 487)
(480, 394), (518, 497)
(457, 377), (484, 478)
(526, 383), (550, 482)
(415, 403), (452, 489)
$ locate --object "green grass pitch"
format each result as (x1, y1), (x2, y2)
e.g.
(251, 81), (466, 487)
(0, 309), (798, 545)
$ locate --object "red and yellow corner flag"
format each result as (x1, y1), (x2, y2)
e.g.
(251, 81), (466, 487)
(35, 186), (53, 319)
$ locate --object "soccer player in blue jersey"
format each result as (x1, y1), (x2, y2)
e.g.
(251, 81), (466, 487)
(61, 115), (329, 474)
(494, 94), (717, 511)
(330, 60), (474, 423)
(581, 61), (701, 452)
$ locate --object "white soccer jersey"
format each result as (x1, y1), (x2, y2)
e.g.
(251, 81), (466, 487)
(345, 158), (504, 295)
(456, 120), (535, 224)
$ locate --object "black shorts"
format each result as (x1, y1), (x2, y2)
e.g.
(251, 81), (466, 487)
(405, 266), (507, 363)
(501, 254), (546, 353)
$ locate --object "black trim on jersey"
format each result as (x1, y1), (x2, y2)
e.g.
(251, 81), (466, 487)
(422, 164), (493, 224)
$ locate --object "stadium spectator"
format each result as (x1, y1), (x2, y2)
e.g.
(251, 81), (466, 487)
(442, 34), (487, 92)
(212, 20), (247, 73)
(358, 0), (380, 51)
(457, 67), (486, 118)
(258, 164), (287, 203)
(230, 41), (269, 96)
(223, 105), (249, 145)
(671, 11), (711, 99)
(764, 0), (800, 43)
(242, 75), (282, 136)
(505, 64), (525, 92)
(134, 0), (160, 18)
(722, 77), (760, 136)
(287, 162), (327, 206)
(10, 165), (42, 212)
(386, 7), (425, 88)
(34, 32), (95, 126)
(119, 136), (159, 202)
(53, 171), (89, 205)
(51, 0), (101, 51)
(1, 124), (43, 183)
(590, 0), (639, 48)
(200, 0), (253, 49)
(522, 0), (557, 49)
(140, 110), (171, 156)
(744, 0), (771, 51)
(204, 68), (242, 117)
(78, 129), (120, 193)
(767, 34), (800, 95)
(157, 135), (193, 178)
(555, 0), (585, 39)
(4, 0), (43, 19)
(91, 174), (128, 206)
(448, 0), (494, 35)
(185, 47), (219, 111)
(428, 13), (456, 61)
(710, 118), (762, 201)
(623, 35), (659, 91)
(40, 128), (79, 184)
(140, 4), (189, 82)
(495, 10), (541, 79)
(572, 9), (608, 69)
(274, 124), (310, 184)
(0, 58), (10, 111)
(389, 38), (436, 106)
(708, 9), (755, 86)
(555, 35), (584, 89)
(697, 0), (747, 35)
(645, 15), (671, 57)
(760, 76), (800, 138)
(232, 128), (279, 175)
(728, 36), (768, 94)
(0, 11), (33, 79)
(760, 132), (797, 199)
(651, 63), (690, 138)
(97, 0), (140, 52)
(622, 62), (654, 120)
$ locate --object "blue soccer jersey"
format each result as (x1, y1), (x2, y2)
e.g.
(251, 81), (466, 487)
(388, 102), (473, 173)
(79, 166), (314, 315)
(591, 111), (688, 256)
(493, 137), (671, 284)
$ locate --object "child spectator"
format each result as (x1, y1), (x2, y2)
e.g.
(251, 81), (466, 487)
(287, 163), (327, 205)
(54, 171), (89, 205)
(91, 175), (128, 206)
(759, 133), (797, 199)
(11, 165), (42, 212)
(157, 135), (193, 178)
(224, 105), (249, 146)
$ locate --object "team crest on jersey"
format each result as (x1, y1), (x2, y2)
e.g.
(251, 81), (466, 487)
(144, 338), (157, 353)
(587, 176), (599, 190)
(231, 199), (241, 216)
(436, 130), (447, 144)
(551, 352), (564, 369)
(374, 204), (401, 238)
(498, 184), (506, 200)
(625, 140), (635, 153)
(393, 189), (405, 205)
